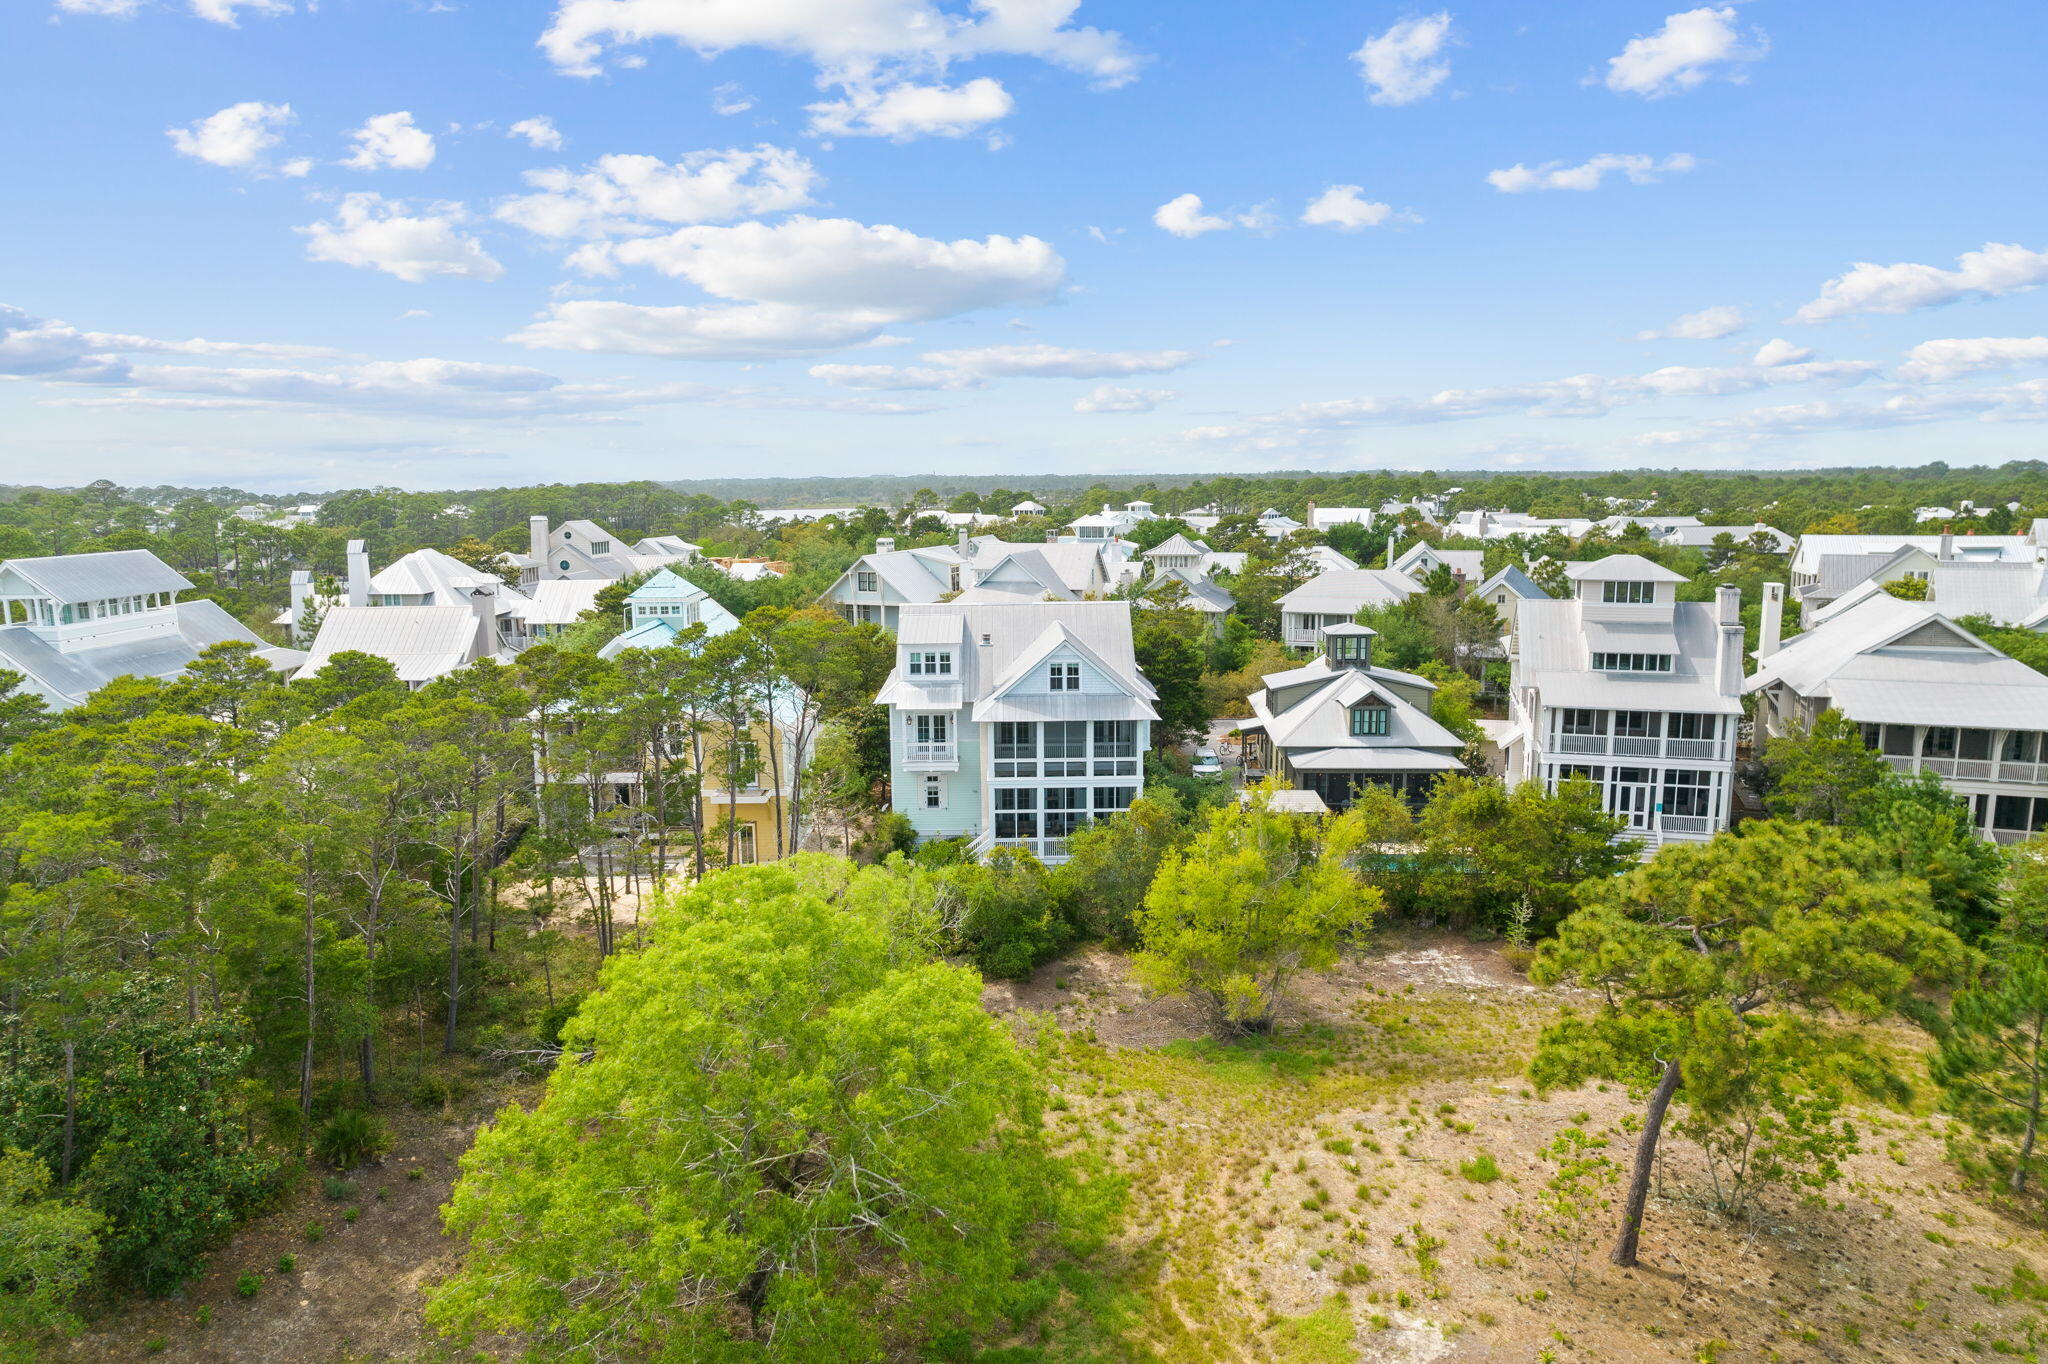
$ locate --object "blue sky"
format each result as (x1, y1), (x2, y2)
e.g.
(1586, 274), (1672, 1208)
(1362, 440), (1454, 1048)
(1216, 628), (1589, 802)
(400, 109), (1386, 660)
(2, 0), (2045, 491)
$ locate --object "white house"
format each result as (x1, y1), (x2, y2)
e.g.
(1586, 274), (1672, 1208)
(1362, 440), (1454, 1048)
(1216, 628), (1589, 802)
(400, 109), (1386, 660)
(1501, 554), (1743, 847)
(1790, 531), (2033, 587)
(1305, 504), (1375, 531)
(1277, 569), (1418, 648)
(1470, 565), (1551, 648)
(506, 579), (608, 647)
(1747, 584), (2048, 842)
(518, 516), (700, 585)
(822, 533), (1114, 630)
(875, 601), (1157, 863)
(0, 549), (305, 709)
(1066, 500), (1158, 541)
(1392, 540), (1485, 585)
(1238, 623), (1465, 811)
(1659, 523), (1795, 553)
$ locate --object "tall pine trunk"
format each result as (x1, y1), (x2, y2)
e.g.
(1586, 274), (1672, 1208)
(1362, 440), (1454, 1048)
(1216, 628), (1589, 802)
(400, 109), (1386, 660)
(1613, 1057), (1683, 1267)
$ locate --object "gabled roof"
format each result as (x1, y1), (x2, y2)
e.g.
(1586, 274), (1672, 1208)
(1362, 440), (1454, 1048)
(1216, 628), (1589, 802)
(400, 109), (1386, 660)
(877, 602), (1156, 718)
(1748, 594), (2048, 727)
(368, 548), (504, 599)
(1473, 565), (1549, 600)
(627, 567), (696, 599)
(1278, 569), (1417, 615)
(1515, 596), (1741, 713)
(1141, 567), (1234, 612)
(1562, 554), (1687, 584)
(0, 549), (192, 602)
(511, 578), (605, 626)
(1245, 659), (1463, 758)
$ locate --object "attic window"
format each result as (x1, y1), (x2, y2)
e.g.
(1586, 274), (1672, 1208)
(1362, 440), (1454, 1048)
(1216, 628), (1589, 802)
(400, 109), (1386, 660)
(1349, 705), (1390, 737)
(558, 559), (571, 572)
(1049, 662), (1080, 691)
(592, 540), (610, 555)
(1592, 652), (1672, 672)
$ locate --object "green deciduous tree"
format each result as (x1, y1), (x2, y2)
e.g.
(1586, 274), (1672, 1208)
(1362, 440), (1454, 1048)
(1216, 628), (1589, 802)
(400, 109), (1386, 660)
(1529, 821), (1964, 1267)
(431, 857), (1108, 1361)
(0, 1148), (102, 1345)
(1134, 784), (1384, 1033)
(1055, 792), (1189, 945)
(1758, 709), (1893, 825)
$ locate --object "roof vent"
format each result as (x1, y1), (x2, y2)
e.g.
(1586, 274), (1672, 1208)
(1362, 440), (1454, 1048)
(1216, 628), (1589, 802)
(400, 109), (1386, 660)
(980, 633), (992, 646)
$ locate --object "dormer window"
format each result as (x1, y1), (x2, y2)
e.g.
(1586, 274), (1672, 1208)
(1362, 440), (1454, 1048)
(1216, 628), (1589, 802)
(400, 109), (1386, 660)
(908, 650), (953, 677)
(1349, 704), (1390, 737)
(1601, 581), (1656, 604)
(1049, 662), (1080, 691)
(1592, 652), (1672, 672)
(856, 570), (878, 592)
(591, 540), (611, 555)
(1330, 634), (1370, 663)
(949, 565), (962, 592)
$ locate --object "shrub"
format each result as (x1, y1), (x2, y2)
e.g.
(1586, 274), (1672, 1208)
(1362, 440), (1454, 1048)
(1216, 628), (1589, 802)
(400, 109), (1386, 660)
(533, 996), (584, 1049)
(276, 1253), (296, 1273)
(235, 1271), (262, 1299)
(948, 847), (1069, 980)
(321, 1177), (357, 1202)
(343, 1206), (360, 1224)
(303, 1223), (325, 1244)
(315, 1111), (390, 1171)
(1459, 1153), (1502, 1184)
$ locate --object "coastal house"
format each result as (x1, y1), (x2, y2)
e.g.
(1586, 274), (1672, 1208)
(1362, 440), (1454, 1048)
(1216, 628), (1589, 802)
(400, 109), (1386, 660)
(1392, 540), (1485, 585)
(0, 549), (304, 709)
(1747, 584), (2048, 842)
(1237, 623), (1465, 811)
(596, 569), (741, 658)
(1500, 554), (1743, 847)
(875, 601), (1158, 863)
(517, 516), (700, 585)
(1277, 569), (1419, 649)
(822, 533), (1114, 630)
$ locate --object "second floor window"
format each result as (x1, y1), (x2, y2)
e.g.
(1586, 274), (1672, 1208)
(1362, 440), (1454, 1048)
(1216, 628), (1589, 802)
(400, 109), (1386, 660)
(856, 570), (878, 592)
(1050, 662), (1080, 691)
(1349, 705), (1390, 737)
(1601, 581), (1655, 604)
(912, 714), (949, 745)
(1614, 711), (1659, 738)
(908, 650), (952, 676)
(1560, 708), (1607, 736)
(1668, 713), (1715, 741)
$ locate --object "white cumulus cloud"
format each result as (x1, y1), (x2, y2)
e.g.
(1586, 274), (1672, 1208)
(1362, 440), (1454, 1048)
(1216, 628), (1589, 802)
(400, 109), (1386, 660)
(1791, 242), (2048, 324)
(299, 194), (504, 283)
(1637, 305), (1745, 340)
(343, 112), (438, 171)
(1488, 152), (1695, 193)
(1153, 193), (1270, 238)
(1076, 385), (1174, 413)
(496, 145), (819, 238)
(1897, 336), (2048, 383)
(166, 101), (300, 172)
(1352, 12), (1452, 106)
(807, 76), (1014, 140)
(508, 117), (564, 150)
(515, 216), (1065, 359)
(1301, 184), (1399, 231)
(1605, 6), (1765, 98)
(1752, 338), (1814, 367)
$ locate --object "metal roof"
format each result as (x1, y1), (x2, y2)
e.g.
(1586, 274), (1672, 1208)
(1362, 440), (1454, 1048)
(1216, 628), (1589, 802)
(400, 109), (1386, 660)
(1473, 565), (1549, 600)
(368, 548), (503, 599)
(514, 578), (606, 625)
(1516, 597), (1742, 713)
(878, 602), (1155, 713)
(0, 599), (297, 708)
(1562, 554), (1687, 584)
(1278, 569), (1417, 615)
(0, 549), (192, 603)
(297, 605), (484, 684)
(1250, 663), (1463, 754)
(1284, 747), (1465, 772)
(1791, 533), (2032, 579)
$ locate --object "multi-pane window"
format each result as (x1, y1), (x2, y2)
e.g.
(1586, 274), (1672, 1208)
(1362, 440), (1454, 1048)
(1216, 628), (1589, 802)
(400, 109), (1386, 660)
(911, 714), (949, 745)
(994, 788), (1038, 838)
(1667, 713), (1715, 741)
(856, 570), (878, 592)
(1560, 708), (1608, 736)
(1349, 705), (1390, 737)
(994, 722), (1037, 759)
(1049, 662), (1081, 691)
(1331, 634), (1370, 662)
(1923, 727), (1958, 759)
(907, 650), (953, 677)
(1044, 787), (1089, 836)
(1601, 581), (1656, 604)
(1614, 711), (1658, 738)
(1591, 652), (1672, 672)
(922, 775), (944, 809)
(1661, 769), (1713, 818)
(1044, 721), (1088, 776)
(1093, 720), (1136, 756)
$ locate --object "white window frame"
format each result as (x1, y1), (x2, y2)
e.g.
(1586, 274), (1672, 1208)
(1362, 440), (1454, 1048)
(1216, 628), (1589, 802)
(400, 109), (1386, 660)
(1049, 661), (1080, 691)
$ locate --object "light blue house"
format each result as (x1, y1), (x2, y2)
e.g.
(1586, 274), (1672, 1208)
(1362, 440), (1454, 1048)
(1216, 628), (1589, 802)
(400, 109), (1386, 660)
(596, 569), (740, 659)
(874, 601), (1158, 863)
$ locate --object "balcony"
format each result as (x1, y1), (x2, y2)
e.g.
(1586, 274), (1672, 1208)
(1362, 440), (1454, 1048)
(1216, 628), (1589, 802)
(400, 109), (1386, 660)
(1552, 732), (1728, 762)
(1885, 753), (2046, 785)
(902, 741), (959, 772)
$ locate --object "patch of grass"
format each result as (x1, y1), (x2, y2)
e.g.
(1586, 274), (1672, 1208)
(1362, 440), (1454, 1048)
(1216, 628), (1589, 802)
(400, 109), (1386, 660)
(235, 1271), (262, 1299)
(1158, 1031), (1338, 1084)
(1269, 1296), (1354, 1364)
(1459, 1153), (1501, 1184)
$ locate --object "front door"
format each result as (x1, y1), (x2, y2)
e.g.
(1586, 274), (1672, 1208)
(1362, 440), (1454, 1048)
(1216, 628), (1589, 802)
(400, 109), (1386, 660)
(1612, 767), (1653, 831)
